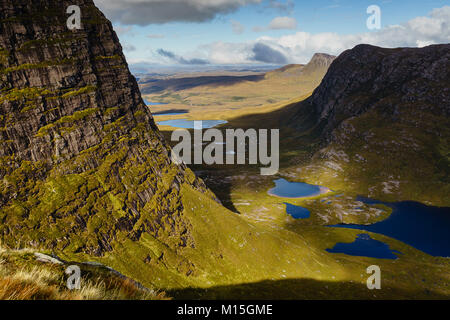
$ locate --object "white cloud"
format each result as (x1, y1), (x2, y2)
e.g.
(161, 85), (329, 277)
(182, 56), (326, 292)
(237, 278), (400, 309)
(416, 40), (435, 48)
(203, 42), (254, 64)
(94, 0), (261, 25)
(268, 16), (297, 30)
(253, 16), (297, 32)
(231, 20), (245, 35)
(206, 6), (450, 64)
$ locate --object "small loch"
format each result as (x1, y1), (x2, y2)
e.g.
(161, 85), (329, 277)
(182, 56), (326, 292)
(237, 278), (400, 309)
(268, 178), (328, 198)
(326, 233), (402, 260)
(329, 197), (450, 257)
(153, 110), (189, 116)
(284, 203), (310, 219)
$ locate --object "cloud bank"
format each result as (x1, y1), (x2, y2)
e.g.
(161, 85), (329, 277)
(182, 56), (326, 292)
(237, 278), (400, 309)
(252, 42), (287, 63)
(268, 16), (297, 30)
(253, 16), (298, 32)
(157, 48), (209, 65)
(94, 0), (261, 25)
(205, 6), (450, 64)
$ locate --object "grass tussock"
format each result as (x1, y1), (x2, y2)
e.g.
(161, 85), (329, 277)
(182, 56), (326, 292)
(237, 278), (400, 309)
(0, 246), (169, 300)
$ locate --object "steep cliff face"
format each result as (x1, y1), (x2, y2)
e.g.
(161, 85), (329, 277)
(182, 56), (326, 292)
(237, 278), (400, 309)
(289, 44), (450, 205)
(291, 44), (449, 137)
(0, 0), (213, 256)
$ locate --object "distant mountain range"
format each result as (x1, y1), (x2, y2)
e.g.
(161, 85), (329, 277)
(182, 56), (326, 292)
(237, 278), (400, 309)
(139, 53), (335, 95)
(138, 53), (335, 110)
(131, 64), (278, 78)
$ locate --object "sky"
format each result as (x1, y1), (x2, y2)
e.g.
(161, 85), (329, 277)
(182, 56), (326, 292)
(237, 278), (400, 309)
(93, 0), (450, 67)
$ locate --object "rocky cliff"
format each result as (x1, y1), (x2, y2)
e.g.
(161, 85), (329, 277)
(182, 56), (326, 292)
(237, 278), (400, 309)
(0, 0), (214, 256)
(289, 44), (450, 205)
(291, 44), (449, 136)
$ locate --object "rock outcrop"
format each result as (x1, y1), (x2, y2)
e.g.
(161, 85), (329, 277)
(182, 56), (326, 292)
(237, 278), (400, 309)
(302, 53), (335, 73)
(265, 53), (335, 80)
(0, 0), (214, 255)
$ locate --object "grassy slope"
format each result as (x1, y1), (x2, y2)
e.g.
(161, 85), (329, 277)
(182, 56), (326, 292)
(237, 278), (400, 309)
(293, 109), (450, 207)
(54, 182), (450, 299)
(0, 246), (166, 300)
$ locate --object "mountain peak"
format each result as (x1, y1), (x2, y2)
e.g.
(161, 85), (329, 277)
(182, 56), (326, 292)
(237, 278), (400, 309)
(307, 53), (336, 68)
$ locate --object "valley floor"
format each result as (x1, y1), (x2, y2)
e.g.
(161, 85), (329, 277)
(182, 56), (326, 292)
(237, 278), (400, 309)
(145, 93), (450, 299)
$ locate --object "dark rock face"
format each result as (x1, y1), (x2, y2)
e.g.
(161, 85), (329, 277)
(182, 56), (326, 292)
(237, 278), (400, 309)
(291, 44), (450, 138)
(0, 0), (146, 162)
(0, 0), (213, 255)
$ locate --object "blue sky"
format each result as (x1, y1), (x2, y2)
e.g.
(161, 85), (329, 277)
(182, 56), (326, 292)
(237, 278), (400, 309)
(93, 0), (449, 66)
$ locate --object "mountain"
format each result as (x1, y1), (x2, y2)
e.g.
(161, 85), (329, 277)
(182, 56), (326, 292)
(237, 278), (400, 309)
(289, 44), (450, 205)
(0, 0), (215, 256)
(265, 53), (335, 87)
(264, 64), (305, 78)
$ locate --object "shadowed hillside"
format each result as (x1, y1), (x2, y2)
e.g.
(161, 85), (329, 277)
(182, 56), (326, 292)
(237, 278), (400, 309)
(140, 74), (265, 94)
(286, 44), (450, 206)
(168, 278), (448, 300)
